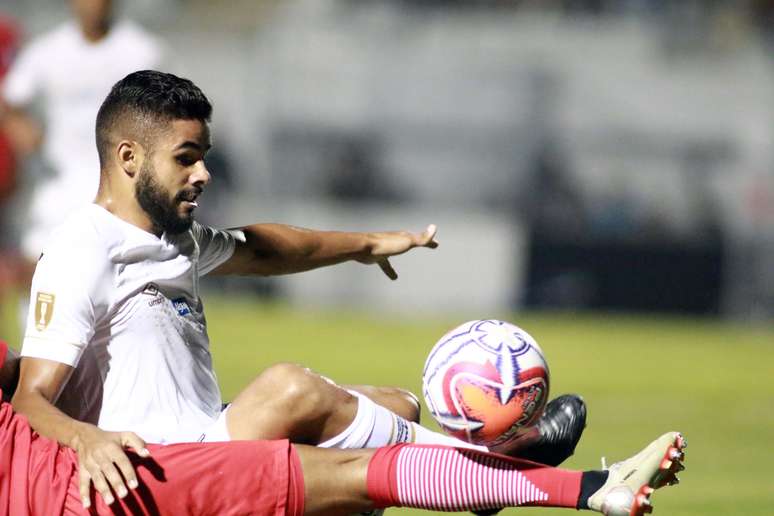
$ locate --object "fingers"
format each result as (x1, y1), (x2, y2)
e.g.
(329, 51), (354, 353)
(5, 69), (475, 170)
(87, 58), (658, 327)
(78, 465), (93, 509)
(77, 432), (147, 509)
(83, 462), (115, 506)
(113, 450), (140, 492)
(101, 460), (128, 501)
(378, 258), (398, 280)
(121, 431), (150, 458)
(420, 223), (439, 249)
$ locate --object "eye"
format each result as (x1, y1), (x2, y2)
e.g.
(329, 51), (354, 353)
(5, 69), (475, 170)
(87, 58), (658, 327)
(176, 155), (198, 166)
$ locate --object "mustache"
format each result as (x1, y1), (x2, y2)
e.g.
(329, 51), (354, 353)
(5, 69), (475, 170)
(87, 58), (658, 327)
(175, 188), (202, 203)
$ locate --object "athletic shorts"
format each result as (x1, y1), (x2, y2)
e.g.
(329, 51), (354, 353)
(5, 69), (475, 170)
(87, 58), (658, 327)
(62, 439), (304, 516)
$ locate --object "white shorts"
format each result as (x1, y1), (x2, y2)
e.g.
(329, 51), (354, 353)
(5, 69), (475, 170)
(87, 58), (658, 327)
(198, 405), (232, 442)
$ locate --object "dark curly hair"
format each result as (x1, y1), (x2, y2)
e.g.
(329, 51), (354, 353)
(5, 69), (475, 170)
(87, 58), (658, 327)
(95, 70), (212, 168)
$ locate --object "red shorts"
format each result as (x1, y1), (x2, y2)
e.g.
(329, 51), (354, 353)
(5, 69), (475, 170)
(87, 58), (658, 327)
(61, 439), (305, 516)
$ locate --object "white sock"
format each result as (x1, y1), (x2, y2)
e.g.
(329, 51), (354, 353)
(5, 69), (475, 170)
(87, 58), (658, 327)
(409, 420), (488, 451)
(318, 390), (487, 452)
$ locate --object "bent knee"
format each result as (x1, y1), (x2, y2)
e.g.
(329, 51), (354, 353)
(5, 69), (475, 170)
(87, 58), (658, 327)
(389, 388), (421, 423)
(251, 363), (351, 419)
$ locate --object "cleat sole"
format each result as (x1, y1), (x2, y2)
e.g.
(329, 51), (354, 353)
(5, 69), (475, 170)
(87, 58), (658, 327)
(630, 432), (687, 515)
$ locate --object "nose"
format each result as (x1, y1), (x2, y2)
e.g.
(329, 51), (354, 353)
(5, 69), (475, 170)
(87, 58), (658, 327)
(190, 161), (211, 188)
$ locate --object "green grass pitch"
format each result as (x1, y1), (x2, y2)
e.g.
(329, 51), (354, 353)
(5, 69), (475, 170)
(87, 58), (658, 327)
(3, 294), (773, 515)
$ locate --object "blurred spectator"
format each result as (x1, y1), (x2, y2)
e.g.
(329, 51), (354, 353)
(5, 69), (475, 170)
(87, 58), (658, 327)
(1, 0), (167, 301)
(0, 13), (20, 314)
(0, 14), (18, 206)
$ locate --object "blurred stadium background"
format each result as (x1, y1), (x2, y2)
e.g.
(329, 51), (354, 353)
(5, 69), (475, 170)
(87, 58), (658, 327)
(0, 1), (772, 514)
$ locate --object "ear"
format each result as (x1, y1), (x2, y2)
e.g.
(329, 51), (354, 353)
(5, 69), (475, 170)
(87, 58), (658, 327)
(116, 140), (144, 178)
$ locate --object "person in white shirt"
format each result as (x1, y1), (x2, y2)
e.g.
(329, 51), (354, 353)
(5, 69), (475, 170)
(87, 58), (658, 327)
(2, 0), (165, 272)
(12, 70), (586, 510)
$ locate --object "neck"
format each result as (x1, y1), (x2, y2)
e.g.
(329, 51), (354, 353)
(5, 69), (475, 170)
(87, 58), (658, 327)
(80, 20), (111, 43)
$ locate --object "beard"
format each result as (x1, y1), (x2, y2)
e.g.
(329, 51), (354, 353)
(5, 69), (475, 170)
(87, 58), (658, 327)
(135, 162), (196, 235)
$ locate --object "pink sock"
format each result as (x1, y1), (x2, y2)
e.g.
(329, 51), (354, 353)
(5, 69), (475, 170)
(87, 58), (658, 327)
(366, 444), (582, 511)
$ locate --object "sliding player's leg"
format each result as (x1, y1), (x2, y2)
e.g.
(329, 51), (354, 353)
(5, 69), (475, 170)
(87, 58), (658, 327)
(298, 431), (686, 515)
(58, 431), (685, 515)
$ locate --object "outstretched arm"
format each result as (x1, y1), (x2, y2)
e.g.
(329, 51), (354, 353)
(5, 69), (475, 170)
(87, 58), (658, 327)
(212, 223), (438, 280)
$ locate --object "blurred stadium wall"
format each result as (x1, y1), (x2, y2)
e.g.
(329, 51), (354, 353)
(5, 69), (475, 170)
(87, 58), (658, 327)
(3, 0), (773, 319)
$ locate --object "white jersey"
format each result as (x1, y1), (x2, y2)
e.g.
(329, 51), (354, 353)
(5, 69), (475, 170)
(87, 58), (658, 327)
(21, 204), (239, 444)
(2, 20), (166, 258)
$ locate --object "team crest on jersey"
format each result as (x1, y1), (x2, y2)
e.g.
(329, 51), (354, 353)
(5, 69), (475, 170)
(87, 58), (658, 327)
(171, 297), (191, 316)
(35, 292), (56, 331)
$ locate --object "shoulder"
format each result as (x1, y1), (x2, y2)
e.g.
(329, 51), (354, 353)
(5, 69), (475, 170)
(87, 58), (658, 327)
(39, 206), (111, 274)
(190, 221), (243, 246)
(23, 22), (76, 56)
(190, 221), (211, 241)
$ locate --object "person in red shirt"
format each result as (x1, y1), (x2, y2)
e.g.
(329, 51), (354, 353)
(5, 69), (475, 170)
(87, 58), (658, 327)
(0, 14), (19, 203)
(0, 340), (685, 516)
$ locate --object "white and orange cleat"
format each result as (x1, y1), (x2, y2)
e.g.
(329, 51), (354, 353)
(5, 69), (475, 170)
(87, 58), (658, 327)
(588, 431), (687, 516)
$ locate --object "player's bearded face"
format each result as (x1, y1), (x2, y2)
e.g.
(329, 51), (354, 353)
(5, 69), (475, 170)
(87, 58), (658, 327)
(135, 160), (197, 235)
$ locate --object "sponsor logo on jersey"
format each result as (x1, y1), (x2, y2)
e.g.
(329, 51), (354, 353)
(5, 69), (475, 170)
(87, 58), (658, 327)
(171, 297), (191, 316)
(35, 292), (56, 331)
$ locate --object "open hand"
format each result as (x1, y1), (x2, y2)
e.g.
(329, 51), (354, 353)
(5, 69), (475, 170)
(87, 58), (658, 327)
(73, 424), (150, 508)
(356, 224), (438, 280)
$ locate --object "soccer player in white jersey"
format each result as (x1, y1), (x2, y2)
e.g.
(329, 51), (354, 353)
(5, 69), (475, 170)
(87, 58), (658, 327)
(13, 71), (586, 509)
(2, 0), (165, 284)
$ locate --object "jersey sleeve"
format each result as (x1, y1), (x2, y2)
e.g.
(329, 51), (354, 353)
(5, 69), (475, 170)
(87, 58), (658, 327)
(20, 243), (108, 367)
(2, 41), (42, 107)
(191, 222), (243, 275)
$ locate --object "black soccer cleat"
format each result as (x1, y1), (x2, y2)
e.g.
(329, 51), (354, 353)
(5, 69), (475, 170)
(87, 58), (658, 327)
(492, 393), (587, 467)
(471, 394), (587, 516)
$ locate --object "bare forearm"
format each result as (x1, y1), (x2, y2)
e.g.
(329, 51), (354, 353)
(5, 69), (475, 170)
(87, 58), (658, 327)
(214, 222), (437, 279)
(11, 389), (92, 449)
(221, 223), (372, 276)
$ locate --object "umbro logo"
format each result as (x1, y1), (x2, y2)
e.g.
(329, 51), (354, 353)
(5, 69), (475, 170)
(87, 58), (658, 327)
(143, 283), (165, 307)
(142, 283), (159, 296)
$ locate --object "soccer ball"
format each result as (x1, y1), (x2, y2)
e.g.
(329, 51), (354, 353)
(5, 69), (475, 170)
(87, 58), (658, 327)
(422, 319), (550, 448)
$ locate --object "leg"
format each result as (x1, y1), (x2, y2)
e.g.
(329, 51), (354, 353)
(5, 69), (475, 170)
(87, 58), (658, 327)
(224, 362), (485, 450)
(344, 384), (421, 423)
(226, 362), (359, 444)
(60, 433), (686, 515)
(224, 364), (579, 462)
(299, 431), (687, 516)
(295, 445), (374, 515)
